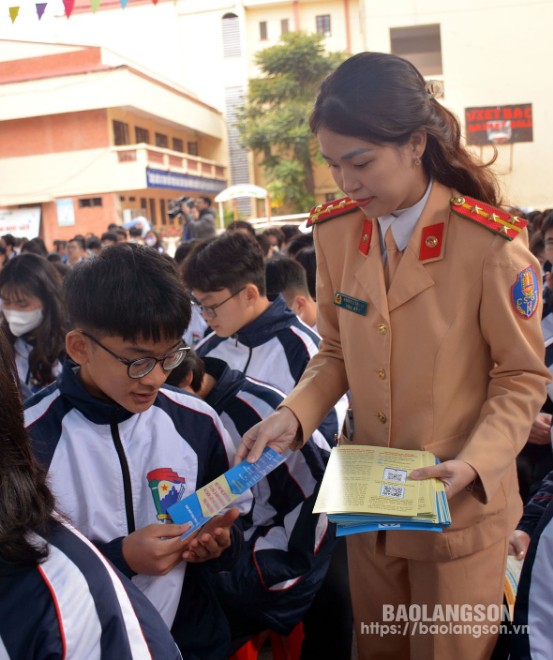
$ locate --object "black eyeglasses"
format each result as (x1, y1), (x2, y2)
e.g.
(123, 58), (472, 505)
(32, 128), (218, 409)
(78, 330), (190, 379)
(190, 287), (246, 319)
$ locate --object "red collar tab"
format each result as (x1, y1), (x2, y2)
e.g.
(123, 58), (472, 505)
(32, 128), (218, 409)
(450, 196), (527, 241)
(419, 223), (445, 261)
(358, 219), (373, 255)
(307, 197), (359, 227)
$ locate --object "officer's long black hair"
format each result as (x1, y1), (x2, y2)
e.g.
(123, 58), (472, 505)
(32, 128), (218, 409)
(0, 331), (55, 565)
(310, 52), (500, 207)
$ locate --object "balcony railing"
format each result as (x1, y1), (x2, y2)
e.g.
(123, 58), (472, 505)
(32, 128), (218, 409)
(113, 143), (226, 181)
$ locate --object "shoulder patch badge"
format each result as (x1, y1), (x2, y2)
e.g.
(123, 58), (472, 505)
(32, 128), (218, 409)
(511, 266), (539, 319)
(450, 196), (527, 241)
(307, 197), (359, 227)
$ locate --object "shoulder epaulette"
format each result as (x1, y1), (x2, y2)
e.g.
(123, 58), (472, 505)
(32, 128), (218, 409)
(450, 195), (527, 241)
(307, 197), (359, 228)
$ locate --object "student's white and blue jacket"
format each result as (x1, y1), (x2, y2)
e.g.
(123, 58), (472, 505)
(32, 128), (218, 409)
(511, 469), (553, 659)
(24, 361), (250, 659)
(202, 358), (336, 635)
(0, 519), (181, 659)
(196, 295), (348, 443)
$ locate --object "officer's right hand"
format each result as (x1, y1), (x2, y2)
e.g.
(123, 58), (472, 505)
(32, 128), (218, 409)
(235, 407), (301, 464)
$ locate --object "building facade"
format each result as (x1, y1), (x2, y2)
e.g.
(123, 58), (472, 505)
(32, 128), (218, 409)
(0, 39), (227, 246)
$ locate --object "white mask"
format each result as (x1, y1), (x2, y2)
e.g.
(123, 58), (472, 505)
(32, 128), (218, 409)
(3, 307), (43, 337)
(145, 237), (156, 247)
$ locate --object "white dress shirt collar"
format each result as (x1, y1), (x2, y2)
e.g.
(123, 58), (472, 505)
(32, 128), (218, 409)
(378, 179), (433, 253)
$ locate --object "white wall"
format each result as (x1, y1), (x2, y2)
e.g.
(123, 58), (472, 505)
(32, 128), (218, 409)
(363, 0), (553, 209)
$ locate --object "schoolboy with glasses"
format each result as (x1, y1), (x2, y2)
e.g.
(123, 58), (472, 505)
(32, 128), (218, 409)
(186, 231), (348, 440)
(23, 243), (249, 659)
(186, 231), (353, 657)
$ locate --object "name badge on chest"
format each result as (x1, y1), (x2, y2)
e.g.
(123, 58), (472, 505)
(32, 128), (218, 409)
(334, 292), (368, 316)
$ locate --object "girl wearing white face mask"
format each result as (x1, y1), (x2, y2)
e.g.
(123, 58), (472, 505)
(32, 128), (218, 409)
(144, 230), (164, 253)
(0, 253), (67, 397)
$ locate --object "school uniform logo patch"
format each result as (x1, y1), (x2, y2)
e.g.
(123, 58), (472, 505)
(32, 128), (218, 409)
(511, 266), (539, 319)
(147, 468), (186, 522)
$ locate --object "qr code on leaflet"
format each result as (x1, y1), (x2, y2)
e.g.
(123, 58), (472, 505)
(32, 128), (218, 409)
(380, 484), (405, 499)
(383, 468), (407, 483)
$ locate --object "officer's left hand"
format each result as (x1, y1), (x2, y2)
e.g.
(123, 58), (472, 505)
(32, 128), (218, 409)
(410, 460), (478, 500)
(181, 508), (240, 563)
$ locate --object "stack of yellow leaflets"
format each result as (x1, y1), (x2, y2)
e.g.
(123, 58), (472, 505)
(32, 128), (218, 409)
(313, 445), (451, 536)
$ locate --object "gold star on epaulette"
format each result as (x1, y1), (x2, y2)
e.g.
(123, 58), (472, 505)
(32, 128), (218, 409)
(450, 195), (528, 241)
(307, 197), (360, 227)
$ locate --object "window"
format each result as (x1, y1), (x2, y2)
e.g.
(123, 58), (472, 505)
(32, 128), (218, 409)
(160, 199), (167, 226)
(135, 127), (150, 144)
(172, 137), (184, 152)
(281, 19), (289, 35)
(259, 21), (268, 41)
(78, 197), (103, 208)
(316, 15), (331, 37)
(390, 24), (442, 76)
(149, 199), (157, 224)
(187, 141), (199, 156)
(222, 12), (241, 58)
(155, 133), (168, 149)
(113, 120), (129, 146)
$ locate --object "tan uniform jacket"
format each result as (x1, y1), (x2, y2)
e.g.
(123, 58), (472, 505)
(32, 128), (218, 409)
(283, 182), (550, 561)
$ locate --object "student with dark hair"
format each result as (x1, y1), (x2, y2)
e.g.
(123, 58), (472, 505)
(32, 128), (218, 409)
(0, 253), (66, 396)
(174, 239), (200, 269)
(280, 223), (301, 251)
(166, 352), (336, 643)
(265, 255), (317, 329)
(285, 231), (314, 259)
(186, 231), (347, 436)
(0, 329), (182, 659)
(226, 219), (256, 238)
(174, 239), (208, 347)
(185, 232), (352, 657)
(128, 224), (145, 244)
(24, 243), (248, 659)
(20, 236), (48, 257)
(260, 227), (285, 256)
(101, 230), (118, 248)
(114, 227), (128, 243)
(0, 244), (8, 271)
(293, 246), (317, 300)
(145, 229), (164, 252)
(238, 52), (550, 659)
(67, 235), (88, 266)
(1, 233), (17, 259)
(86, 235), (102, 256)
(52, 238), (68, 261)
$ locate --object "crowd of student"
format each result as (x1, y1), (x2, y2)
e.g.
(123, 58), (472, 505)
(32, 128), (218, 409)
(2, 197), (553, 658)
(0, 218), (356, 659)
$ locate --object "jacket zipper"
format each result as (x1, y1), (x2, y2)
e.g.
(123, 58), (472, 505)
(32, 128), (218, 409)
(110, 412), (136, 534)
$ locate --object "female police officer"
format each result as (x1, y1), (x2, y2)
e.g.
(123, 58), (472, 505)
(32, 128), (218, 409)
(237, 52), (550, 659)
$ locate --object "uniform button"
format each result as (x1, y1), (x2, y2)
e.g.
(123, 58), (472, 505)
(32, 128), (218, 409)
(377, 323), (388, 334)
(377, 369), (386, 380)
(377, 412), (387, 424)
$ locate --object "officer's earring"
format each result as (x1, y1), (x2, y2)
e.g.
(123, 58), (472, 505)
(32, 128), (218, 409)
(414, 156), (422, 166)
